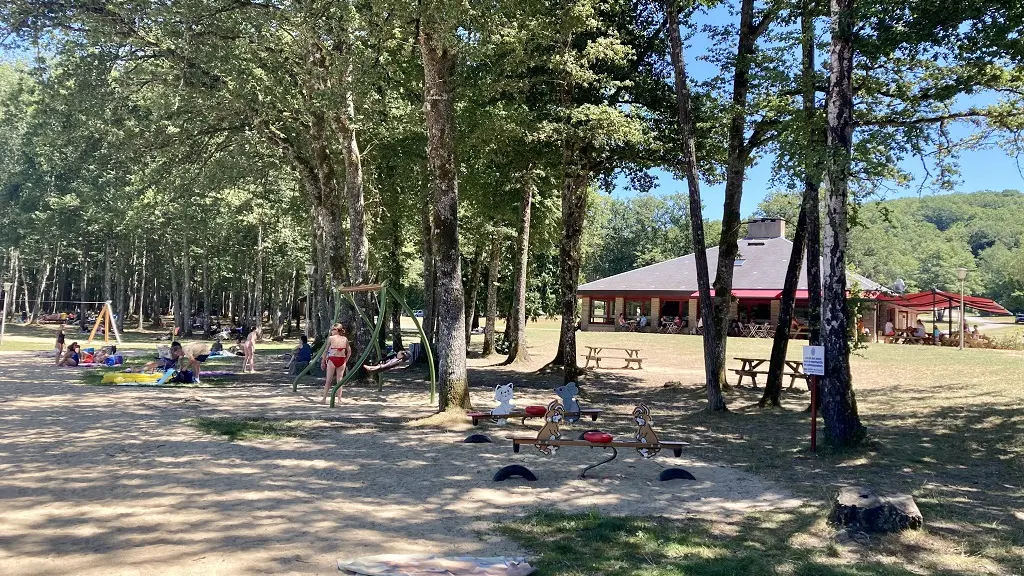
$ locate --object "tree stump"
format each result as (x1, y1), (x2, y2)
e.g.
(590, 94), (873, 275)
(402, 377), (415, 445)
(829, 486), (923, 533)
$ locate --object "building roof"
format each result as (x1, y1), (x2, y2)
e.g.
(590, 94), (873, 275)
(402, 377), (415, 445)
(577, 236), (885, 296)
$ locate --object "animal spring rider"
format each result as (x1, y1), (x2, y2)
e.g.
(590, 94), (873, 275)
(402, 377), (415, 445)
(491, 383), (516, 424)
(498, 402), (692, 481)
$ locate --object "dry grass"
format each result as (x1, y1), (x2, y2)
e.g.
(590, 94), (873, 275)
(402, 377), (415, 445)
(473, 319), (1024, 575)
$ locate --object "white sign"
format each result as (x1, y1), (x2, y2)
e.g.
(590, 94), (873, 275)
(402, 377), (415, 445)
(802, 345), (825, 376)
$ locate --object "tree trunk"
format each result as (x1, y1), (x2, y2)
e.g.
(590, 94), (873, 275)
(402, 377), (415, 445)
(203, 250), (211, 336)
(482, 238), (501, 356)
(420, 194), (437, 349)
(253, 226), (263, 331)
(270, 270), (282, 337)
(464, 240), (485, 347)
(504, 174), (533, 364)
(170, 257), (181, 335)
(79, 255), (89, 330)
(103, 240), (112, 305)
(390, 295), (404, 351)
(138, 248), (147, 330)
(182, 241), (192, 336)
(114, 250), (126, 330)
(31, 259), (51, 324)
(709, 0), (764, 394)
(667, 0), (726, 411)
(552, 151), (589, 384)
(761, 2), (822, 407)
(420, 23), (470, 411)
(337, 84), (371, 373)
(821, 0), (865, 447)
(762, 202), (810, 407)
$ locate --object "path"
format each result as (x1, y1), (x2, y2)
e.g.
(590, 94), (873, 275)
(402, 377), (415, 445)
(0, 352), (801, 575)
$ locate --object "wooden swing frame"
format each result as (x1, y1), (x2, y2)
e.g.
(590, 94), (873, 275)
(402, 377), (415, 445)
(86, 300), (123, 346)
(291, 283), (437, 407)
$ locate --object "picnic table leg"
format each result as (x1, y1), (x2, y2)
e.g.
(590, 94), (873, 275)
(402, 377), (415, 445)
(579, 447), (618, 479)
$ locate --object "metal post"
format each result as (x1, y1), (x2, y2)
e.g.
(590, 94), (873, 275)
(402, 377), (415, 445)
(0, 282), (10, 346)
(810, 375), (818, 452)
(956, 268), (968, 351)
(959, 279), (965, 350)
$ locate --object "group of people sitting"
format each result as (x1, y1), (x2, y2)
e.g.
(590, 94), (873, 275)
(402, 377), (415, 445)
(616, 312), (649, 331)
(882, 318), (984, 345)
(54, 324), (120, 366)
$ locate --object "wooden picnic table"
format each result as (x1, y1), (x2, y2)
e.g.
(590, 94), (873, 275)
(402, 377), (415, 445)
(731, 357), (808, 389)
(582, 346), (645, 369)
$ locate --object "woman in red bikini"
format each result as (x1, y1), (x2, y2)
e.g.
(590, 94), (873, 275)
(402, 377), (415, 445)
(319, 323), (352, 404)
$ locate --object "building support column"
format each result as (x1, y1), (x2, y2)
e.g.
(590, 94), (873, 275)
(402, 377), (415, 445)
(580, 297), (590, 331)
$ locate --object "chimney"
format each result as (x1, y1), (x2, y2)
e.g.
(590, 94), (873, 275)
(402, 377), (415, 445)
(746, 218), (786, 239)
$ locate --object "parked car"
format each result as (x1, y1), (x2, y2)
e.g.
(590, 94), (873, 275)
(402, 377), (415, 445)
(1016, 313), (1024, 324)
(412, 310), (424, 318)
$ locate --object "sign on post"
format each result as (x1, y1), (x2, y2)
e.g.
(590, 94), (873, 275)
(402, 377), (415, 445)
(802, 345), (825, 376)
(803, 345), (825, 452)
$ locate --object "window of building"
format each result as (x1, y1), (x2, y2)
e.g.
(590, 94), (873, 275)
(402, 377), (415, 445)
(625, 300), (647, 319)
(590, 299), (610, 324)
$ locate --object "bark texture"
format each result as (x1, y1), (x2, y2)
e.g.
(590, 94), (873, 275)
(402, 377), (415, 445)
(553, 153), (589, 384)
(667, 1), (726, 411)
(482, 238), (501, 356)
(709, 0), (769, 393)
(420, 24), (470, 410)
(821, 0), (865, 447)
(465, 241), (485, 347)
(762, 2), (822, 407)
(504, 175), (533, 364)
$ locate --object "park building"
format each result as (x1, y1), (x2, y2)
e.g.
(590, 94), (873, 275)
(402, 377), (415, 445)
(576, 218), (922, 336)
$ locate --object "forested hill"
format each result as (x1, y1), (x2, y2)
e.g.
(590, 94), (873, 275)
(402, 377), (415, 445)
(758, 189), (1024, 312)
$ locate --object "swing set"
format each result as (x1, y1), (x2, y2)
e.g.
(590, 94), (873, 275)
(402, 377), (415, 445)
(291, 283), (436, 408)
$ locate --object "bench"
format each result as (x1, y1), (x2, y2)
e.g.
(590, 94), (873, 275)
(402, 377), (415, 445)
(467, 408), (603, 426)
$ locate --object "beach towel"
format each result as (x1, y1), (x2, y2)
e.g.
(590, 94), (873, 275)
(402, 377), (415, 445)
(337, 555), (535, 576)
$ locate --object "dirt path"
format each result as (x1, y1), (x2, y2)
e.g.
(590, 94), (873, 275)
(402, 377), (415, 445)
(0, 351), (801, 575)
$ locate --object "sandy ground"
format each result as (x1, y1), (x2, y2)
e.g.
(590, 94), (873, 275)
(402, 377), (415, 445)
(0, 350), (801, 576)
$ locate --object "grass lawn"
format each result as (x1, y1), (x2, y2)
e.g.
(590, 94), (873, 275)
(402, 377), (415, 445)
(484, 319), (1024, 576)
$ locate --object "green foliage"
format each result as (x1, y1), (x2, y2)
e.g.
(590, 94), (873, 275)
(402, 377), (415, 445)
(756, 189), (1024, 311)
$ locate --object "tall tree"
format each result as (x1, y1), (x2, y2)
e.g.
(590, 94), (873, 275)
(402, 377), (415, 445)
(419, 8), (470, 410)
(820, 0), (865, 446)
(666, 0), (726, 411)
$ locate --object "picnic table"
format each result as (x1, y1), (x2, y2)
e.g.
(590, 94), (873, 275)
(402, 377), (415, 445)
(731, 357), (808, 389)
(895, 328), (934, 345)
(581, 346), (645, 370)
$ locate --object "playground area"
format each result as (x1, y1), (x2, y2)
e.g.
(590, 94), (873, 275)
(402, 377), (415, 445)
(0, 320), (1022, 575)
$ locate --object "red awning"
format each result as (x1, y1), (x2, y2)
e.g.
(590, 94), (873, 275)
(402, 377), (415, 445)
(689, 289), (783, 299)
(794, 290), (809, 299)
(732, 289), (782, 299)
(880, 290), (1011, 315)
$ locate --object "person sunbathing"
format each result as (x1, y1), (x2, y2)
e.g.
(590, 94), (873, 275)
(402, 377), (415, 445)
(364, 351), (411, 372)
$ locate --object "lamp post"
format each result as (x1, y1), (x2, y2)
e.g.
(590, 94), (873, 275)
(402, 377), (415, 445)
(0, 281), (11, 346)
(956, 267), (968, 350)
(305, 263), (315, 337)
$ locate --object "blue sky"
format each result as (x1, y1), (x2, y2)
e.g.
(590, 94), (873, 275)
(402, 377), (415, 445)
(615, 5), (1024, 220)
